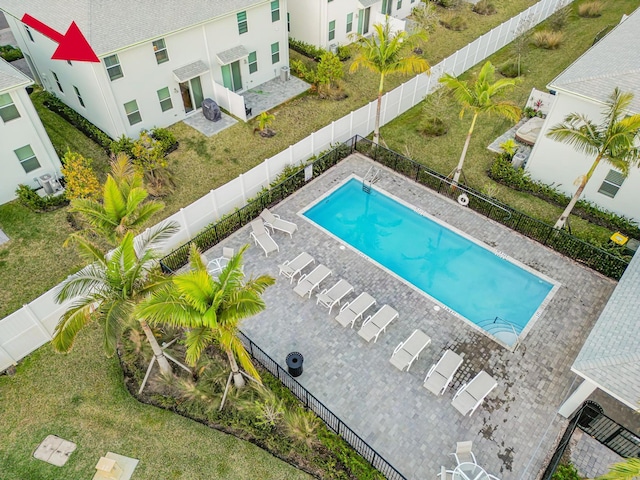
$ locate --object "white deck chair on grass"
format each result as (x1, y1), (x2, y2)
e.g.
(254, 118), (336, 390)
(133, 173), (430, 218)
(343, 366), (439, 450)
(389, 329), (431, 371)
(293, 264), (332, 298)
(250, 219), (279, 257)
(451, 371), (497, 416)
(423, 350), (463, 396)
(358, 305), (399, 343)
(316, 279), (354, 313)
(260, 208), (298, 237)
(278, 252), (315, 283)
(335, 292), (376, 328)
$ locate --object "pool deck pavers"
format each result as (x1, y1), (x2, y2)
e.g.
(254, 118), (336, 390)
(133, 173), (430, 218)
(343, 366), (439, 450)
(205, 153), (616, 480)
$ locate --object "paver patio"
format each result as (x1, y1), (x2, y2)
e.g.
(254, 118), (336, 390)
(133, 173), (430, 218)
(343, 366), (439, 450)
(204, 153), (616, 480)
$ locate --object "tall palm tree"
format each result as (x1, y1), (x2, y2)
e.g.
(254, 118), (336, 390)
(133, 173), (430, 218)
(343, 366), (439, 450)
(546, 88), (640, 229)
(350, 18), (430, 144)
(596, 458), (640, 480)
(439, 61), (521, 187)
(137, 244), (275, 388)
(53, 223), (178, 375)
(69, 153), (165, 245)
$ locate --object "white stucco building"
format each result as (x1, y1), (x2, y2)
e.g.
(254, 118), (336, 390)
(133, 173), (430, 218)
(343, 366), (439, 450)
(288, 0), (416, 49)
(0, 0), (290, 139)
(0, 58), (61, 205)
(524, 9), (640, 222)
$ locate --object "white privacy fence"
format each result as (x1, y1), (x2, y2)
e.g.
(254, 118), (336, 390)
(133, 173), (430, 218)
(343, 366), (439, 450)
(0, 0), (573, 372)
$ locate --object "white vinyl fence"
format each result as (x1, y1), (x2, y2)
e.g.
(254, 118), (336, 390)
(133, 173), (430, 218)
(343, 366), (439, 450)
(0, 0), (573, 372)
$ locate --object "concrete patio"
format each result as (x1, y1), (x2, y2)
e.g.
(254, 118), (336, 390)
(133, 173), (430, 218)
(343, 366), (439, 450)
(204, 153), (616, 480)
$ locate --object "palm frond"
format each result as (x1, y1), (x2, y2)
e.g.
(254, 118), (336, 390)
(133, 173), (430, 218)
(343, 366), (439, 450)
(183, 326), (217, 366)
(55, 264), (108, 302)
(52, 300), (95, 352)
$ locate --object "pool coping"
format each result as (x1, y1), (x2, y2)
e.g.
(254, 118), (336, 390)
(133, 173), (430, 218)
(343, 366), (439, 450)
(297, 173), (561, 351)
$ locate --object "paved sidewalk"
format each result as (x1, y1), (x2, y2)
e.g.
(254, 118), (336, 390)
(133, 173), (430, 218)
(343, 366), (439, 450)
(570, 430), (623, 478)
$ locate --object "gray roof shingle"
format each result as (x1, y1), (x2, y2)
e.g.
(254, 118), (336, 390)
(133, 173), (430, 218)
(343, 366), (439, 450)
(216, 45), (249, 65)
(572, 250), (640, 408)
(549, 9), (640, 113)
(0, 0), (267, 56)
(0, 57), (31, 92)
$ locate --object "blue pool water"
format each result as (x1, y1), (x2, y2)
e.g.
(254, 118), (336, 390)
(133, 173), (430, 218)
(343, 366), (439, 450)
(303, 178), (553, 337)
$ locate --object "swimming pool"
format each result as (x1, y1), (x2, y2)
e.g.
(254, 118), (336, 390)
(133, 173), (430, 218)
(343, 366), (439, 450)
(302, 177), (555, 345)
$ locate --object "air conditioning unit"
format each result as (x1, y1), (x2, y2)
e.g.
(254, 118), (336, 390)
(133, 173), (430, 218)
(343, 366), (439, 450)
(329, 43), (338, 54)
(280, 65), (291, 81)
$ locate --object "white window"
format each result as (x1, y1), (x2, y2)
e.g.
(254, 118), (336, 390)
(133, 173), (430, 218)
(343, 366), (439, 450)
(346, 13), (353, 33)
(271, 0), (280, 22)
(329, 20), (336, 41)
(15, 145), (41, 173)
(397, 0), (402, 9)
(0, 93), (20, 123)
(104, 54), (123, 81)
(157, 87), (173, 112)
(237, 11), (248, 34)
(271, 42), (280, 64)
(124, 100), (142, 125)
(598, 169), (625, 198)
(73, 86), (85, 108)
(248, 51), (258, 74)
(52, 71), (63, 93)
(152, 39), (169, 64)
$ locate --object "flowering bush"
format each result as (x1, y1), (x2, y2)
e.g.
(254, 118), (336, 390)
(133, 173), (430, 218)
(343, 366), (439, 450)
(61, 150), (101, 200)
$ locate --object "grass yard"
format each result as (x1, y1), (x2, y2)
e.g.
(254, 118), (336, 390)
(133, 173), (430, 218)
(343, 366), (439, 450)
(0, 323), (311, 480)
(380, 0), (640, 243)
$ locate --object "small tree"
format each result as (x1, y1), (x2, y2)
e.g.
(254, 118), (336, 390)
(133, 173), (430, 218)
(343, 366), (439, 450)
(255, 111), (276, 137)
(411, 1), (439, 34)
(61, 151), (101, 201)
(316, 51), (344, 93)
(131, 131), (172, 194)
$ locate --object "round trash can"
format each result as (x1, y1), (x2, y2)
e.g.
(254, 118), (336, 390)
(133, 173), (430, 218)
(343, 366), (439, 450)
(286, 352), (303, 377)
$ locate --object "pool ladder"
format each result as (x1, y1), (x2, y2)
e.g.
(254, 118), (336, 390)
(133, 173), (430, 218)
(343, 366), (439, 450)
(362, 167), (380, 194)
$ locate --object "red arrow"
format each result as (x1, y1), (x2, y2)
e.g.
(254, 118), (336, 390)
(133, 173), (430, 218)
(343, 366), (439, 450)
(21, 14), (99, 62)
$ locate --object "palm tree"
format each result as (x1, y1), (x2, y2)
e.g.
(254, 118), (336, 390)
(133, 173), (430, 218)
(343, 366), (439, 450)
(439, 61), (521, 187)
(546, 88), (640, 229)
(596, 458), (640, 480)
(137, 244), (275, 388)
(350, 18), (430, 144)
(53, 223), (178, 375)
(69, 153), (164, 245)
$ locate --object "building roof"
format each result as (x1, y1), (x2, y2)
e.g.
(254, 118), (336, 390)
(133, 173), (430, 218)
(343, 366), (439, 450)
(572, 250), (640, 410)
(0, 0), (267, 56)
(549, 8), (640, 113)
(0, 56), (31, 92)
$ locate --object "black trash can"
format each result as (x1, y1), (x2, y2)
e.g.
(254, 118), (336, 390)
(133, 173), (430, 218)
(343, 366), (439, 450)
(286, 352), (304, 377)
(202, 98), (221, 122)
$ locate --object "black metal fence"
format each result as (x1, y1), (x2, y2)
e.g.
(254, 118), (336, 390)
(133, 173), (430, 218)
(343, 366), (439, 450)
(160, 135), (628, 279)
(237, 331), (407, 480)
(541, 401), (640, 479)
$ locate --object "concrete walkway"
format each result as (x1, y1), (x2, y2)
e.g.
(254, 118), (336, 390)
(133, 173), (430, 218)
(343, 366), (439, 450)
(203, 153), (616, 480)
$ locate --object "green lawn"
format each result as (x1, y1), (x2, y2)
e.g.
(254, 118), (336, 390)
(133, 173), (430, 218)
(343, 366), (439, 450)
(380, 0), (640, 242)
(0, 323), (311, 480)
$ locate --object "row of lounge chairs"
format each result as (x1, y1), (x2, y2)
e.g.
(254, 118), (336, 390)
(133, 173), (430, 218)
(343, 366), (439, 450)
(277, 251), (497, 416)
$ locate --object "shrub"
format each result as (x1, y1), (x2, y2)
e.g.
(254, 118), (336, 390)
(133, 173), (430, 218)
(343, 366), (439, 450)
(472, 0), (496, 15)
(288, 37), (326, 62)
(532, 30), (564, 49)
(498, 60), (521, 78)
(578, 0), (603, 18)
(150, 127), (178, 154)
(41, 91), (113, 151)
(290, 59), (311, 80)
(0, 45), (23, 62)
(110, 134), (135, 157)
(15, 184), (68, 212)
(433, 0), (461, 8)
(552, 464), (581, 480)
(336, 45), (351, 61)
(523, 106), (544, 118)
(419, 117), (448, 136)
(548, 8), (570, 31)
(60, 150), (101, 200)
(316, 51), (344, 92)
(440, 14), (468, 31)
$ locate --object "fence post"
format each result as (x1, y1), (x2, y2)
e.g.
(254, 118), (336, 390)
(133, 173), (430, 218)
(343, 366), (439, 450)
(239, 173), (247, 204)
(311, 132), (315, 156)
(0, 344), (17, 365)
(397, 83), (405, 116)
(22, 304), (51, 339)
(349, 111), (354, 137)
(180, 208), (191, 238)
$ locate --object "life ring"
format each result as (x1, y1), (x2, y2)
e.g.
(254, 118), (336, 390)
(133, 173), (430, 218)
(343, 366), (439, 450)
(457, 193), (469, 206)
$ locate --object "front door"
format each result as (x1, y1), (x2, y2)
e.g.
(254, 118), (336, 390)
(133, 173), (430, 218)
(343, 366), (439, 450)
(221, 61), (243, 92)
(180, 76), (205, 113)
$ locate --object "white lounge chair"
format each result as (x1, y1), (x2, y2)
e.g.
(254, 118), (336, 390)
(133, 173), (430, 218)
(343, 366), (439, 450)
(423, 350), (463, 396)
(260, 208), (298, 237)
(335, 292), (376, 328)
(278, 252), (315, 283)
(358, 305), (399, 343)
(250, 219), (279, 257)
(389, 329), (431, 372)
(316, 279), (354, 313)
(451, 371), (497, 416)
(293, 264), (332, 298)
(451, 441), (477, 465)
